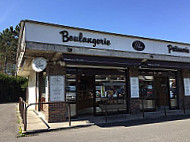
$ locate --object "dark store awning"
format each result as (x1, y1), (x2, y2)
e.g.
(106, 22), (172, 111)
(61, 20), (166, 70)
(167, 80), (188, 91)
(63, 54), (190, 69)
(63, 54), (141, 67)
(145, 60), (190, 69)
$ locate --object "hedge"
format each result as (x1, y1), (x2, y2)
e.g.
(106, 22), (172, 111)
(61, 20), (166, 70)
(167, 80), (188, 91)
(0, 73), (28, 103)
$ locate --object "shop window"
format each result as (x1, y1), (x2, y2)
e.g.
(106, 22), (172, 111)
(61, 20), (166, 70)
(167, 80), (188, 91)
(139, 76), (154, 98)
(39, 72), (47, 111)
(41, 72), (46, 101)
(66, 74), (76, 116)
(95, 75), (126, 114)
(66, 74), (76, 101)
(169, 77), (178, 109)
(139, 75), (156, 110)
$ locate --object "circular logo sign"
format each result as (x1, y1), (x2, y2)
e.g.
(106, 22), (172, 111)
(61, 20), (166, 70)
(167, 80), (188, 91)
(32, 57), (47, 72)
(132, 40), (145, 51)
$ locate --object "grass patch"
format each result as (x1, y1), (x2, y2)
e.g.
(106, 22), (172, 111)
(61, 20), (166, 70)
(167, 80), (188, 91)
(17, 126), (26, 137)
(16, 109), (26, 137)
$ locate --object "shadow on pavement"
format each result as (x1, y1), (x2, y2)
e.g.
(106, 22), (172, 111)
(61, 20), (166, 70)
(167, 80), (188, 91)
(97, 115), (190, 128)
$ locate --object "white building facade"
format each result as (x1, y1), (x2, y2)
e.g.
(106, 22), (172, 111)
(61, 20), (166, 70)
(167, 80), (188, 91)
(17, 20), (190, 122)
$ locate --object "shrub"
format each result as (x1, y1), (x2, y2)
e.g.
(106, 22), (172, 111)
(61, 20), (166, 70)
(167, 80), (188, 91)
(0, 73), (28, 103)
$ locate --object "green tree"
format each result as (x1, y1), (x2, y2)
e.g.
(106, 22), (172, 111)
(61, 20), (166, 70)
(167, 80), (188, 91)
(0, 24), (20, 75)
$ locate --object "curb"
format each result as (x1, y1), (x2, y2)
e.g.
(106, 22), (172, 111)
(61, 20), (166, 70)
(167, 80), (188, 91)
(23, 123), (95, 135)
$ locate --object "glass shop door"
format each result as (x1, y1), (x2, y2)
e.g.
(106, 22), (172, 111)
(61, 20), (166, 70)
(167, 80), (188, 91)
(168, 77), (178, 109)
(155, 76), (178, 110)
(77, 74), (95, 115)
(139, 75), (156, 111)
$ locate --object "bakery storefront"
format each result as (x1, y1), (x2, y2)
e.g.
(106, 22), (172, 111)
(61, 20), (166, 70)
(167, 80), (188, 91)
(17, 20), (190, 122)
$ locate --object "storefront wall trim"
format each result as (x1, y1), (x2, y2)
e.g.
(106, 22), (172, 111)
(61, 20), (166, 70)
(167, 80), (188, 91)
(24, 21), (190, 58)
(25, 41), (190, 63)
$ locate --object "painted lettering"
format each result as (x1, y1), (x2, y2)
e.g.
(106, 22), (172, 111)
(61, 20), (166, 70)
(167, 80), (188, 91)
(60, 30), (111, 47)
(167, 44), (189, 54)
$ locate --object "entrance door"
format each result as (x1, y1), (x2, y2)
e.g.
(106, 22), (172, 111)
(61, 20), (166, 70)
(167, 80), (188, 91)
(168, 77), (178, 109)
(158, 76), (169, 107)
(155, 76), (178, 109)
(77, 75), (95, 115)
(139, 70), (178, 110)
(139, 75), (156, 111)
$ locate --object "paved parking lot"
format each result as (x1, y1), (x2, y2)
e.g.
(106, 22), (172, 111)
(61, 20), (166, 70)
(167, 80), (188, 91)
(0, 103), (18, 142)
(1, 103), (190, 142)
(21, 117), (190, 142)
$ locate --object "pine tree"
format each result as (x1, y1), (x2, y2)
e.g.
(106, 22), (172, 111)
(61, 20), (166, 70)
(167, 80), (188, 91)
(0, 24), (20, 75)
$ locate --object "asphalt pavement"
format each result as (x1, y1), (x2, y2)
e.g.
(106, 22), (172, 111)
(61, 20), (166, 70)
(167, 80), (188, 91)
(0, 103), (18, 142)
(1, 103), (190, 142)
(20, 115), (190, 142)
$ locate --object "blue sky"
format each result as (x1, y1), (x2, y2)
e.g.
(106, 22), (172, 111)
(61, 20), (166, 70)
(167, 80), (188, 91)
(0, 0), (190, 43)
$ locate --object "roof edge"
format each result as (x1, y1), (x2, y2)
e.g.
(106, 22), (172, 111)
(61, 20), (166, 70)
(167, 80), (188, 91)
(23, 19), (190, 46)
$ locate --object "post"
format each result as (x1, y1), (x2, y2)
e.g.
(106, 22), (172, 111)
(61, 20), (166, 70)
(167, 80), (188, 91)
(183, 95), (186, 114)
(105, 99), (108, 123)
(19, 98), (21, 113)
(24, 104), (27, 131)
(164, 105), (166, 116)
(68, 103), (71, 126)
(22, 101), (24, 123)
(164, 95), (167, 116)
(141, 97), (144, 119)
